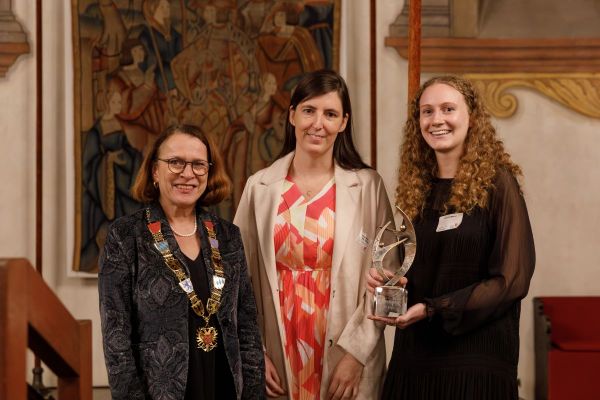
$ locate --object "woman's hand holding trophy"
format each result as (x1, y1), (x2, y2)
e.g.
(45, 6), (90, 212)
(367, 207), (427, 328)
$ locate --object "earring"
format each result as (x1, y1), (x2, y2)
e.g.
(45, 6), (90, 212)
(153, 181), (159, 188)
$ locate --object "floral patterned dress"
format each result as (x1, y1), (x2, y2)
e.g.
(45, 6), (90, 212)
(274, 176), (335, 399)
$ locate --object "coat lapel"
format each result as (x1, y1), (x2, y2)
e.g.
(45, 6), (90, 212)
(254, 153), (294, 302)
(331, 166), (362, 280)
(145, 203), (214, 279)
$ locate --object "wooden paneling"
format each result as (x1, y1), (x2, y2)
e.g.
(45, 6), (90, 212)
(385, 37), (600, 73)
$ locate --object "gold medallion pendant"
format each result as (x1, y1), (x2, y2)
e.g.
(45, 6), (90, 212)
(196, 326), (218, 352)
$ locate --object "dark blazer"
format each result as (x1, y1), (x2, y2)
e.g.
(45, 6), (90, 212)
(99, 203), (265, 400)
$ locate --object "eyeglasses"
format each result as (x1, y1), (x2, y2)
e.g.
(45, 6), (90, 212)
(157, 158), (212, 176)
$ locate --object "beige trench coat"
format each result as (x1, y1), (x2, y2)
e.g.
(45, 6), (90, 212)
(234, 152), (396, 399)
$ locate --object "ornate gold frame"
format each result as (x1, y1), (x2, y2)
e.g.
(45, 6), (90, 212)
(465, 73), (600, 119)
(385, 36), (600, 119)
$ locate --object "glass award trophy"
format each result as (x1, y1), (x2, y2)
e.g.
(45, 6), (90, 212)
(371, 207), (417, 318)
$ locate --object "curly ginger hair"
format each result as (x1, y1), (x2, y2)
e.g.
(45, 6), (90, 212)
(396, 76), (522, 220)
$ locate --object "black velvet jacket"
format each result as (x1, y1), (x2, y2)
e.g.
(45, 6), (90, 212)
(99, 203), (265, 400)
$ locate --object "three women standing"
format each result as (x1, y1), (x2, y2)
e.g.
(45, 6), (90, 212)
(235, 70), (393, 399)
(99, 69), (534, 400)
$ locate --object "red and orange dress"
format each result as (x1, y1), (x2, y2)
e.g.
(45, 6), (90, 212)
(273, 176), (335, 400)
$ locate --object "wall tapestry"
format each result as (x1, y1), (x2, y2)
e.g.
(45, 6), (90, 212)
(72, 0), (340, 272)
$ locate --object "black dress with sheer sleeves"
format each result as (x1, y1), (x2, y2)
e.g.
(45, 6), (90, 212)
(382, 170), (535, 400)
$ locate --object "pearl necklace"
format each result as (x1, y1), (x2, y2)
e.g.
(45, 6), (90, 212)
(170, 218), (198, 237)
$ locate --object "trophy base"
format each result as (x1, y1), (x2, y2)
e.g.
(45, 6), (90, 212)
(372, 286), (407, 318)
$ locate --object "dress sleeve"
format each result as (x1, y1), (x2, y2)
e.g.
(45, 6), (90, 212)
(425, 171), (536, 335)
(98, 224), (145, 400)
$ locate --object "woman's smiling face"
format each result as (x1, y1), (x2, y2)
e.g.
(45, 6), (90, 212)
(152, 132), (209, 211)
(289, 91), (348, 160)
(419, 83), (471, 159)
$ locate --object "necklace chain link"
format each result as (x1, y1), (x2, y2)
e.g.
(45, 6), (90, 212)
(146, 208), (225, 352)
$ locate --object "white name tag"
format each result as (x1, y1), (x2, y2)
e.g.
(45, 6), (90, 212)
(436, 213), (463, 232)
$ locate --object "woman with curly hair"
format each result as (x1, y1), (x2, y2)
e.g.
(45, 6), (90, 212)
(368, 76), (535, 399)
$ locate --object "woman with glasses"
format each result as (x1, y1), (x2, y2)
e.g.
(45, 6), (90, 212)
(99, 124), (265, 400)
(234, 70), (395, 399)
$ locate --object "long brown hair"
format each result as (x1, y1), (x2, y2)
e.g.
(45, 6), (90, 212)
(396, 75), (522, 220)
(277, 69), (370, 170)
(131, 124), (231, 206)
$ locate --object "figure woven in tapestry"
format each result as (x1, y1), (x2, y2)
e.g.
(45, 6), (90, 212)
(72, 0), (339, 272)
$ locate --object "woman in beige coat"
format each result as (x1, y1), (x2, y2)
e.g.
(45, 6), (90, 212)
(234, 70), (393, 400)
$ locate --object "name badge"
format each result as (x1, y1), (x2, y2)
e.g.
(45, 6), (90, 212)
(436, 213), (463, 232)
